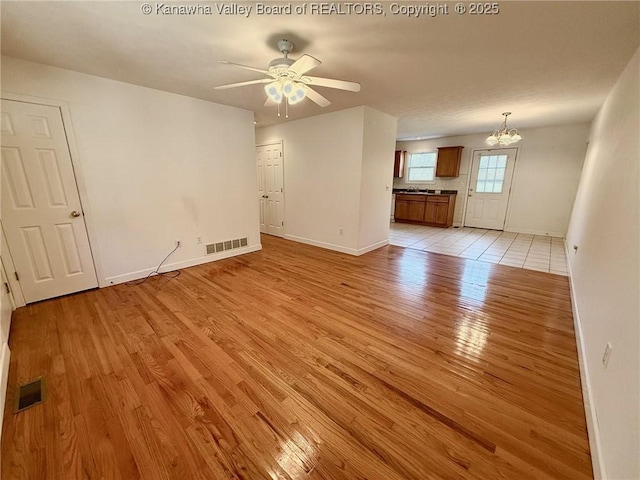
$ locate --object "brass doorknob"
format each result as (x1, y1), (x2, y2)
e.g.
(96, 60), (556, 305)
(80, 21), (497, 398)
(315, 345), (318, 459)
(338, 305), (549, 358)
(71, 211), (81, 217)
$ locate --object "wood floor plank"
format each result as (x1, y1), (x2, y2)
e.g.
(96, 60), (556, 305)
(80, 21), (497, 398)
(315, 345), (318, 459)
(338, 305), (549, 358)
(1, 235), (593, 479)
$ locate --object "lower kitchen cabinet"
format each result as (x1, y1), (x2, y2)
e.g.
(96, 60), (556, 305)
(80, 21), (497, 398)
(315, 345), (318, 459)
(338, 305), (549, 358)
(395, 196), (425, 222)
(394, 193), (456, 227)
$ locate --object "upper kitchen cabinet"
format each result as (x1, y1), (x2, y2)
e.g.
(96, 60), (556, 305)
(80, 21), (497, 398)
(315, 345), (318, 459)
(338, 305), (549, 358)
(393, 150), (406, 178)
(436, 146), (464, 177)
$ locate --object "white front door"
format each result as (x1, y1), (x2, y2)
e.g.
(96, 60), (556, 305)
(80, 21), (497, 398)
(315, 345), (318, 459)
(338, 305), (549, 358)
(256, 143), (284, 237)
(465, 149), (517, 230)
(1, 100), (98, 303)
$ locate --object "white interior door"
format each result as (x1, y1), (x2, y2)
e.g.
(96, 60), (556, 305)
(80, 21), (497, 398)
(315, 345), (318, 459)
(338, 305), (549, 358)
(1, 99), (98, 303)
(0, 260), (11, 437)
(256, 143), (284, 237)
(465, 149), (517, 230)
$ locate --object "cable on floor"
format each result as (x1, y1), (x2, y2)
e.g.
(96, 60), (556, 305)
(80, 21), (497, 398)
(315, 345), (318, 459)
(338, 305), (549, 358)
(126, 243), (181, 286)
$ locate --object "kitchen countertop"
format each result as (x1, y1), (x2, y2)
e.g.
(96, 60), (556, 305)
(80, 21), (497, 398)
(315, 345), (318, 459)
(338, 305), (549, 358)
(393, 189), (457, 195)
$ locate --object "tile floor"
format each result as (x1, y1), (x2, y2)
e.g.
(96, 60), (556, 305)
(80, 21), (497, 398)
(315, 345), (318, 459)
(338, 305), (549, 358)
(389, 223), (569, 276)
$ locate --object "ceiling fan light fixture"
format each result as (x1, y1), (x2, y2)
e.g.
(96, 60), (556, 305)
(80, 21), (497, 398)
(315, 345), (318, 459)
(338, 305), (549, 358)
(264, 81), (283, 103)
(281, 79), (295, 98)
(287, 83), (307, 105)
(485, 112), (523, 146)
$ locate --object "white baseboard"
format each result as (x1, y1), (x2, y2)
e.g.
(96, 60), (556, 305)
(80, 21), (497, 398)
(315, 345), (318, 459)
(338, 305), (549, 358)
(285, 234), (359, 255)
(0, 343), (11, 441)
(357, 239), (389, 255)
(284, 235), (389, 256)
(105, 244), (262, 286)
(504, 226), (565, 237)
(565, 242), (605, 480)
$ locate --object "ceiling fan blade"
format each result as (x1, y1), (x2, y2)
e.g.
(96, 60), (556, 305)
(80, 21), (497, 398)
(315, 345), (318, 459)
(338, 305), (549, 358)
(304, 76), (361, 92)
(214, 78), (273, 90)
(288, 54), (321, 76)
(218, 60), (271, 75)
(305, 86), (331, 108)
(264, 97), (278, 107)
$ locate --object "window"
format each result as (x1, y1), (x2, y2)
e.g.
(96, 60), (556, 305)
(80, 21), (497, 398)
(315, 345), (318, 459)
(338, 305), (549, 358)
(407, 152), (437, 182)
(476, 154), (507, 193)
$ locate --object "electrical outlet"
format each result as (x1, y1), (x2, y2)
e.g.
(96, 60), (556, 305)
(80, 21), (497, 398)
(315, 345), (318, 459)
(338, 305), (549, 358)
(196, 236), (202, 244)
(602, 342), (613, 367)
(339, 228), (344, 235)
(176, 240), (181, 247)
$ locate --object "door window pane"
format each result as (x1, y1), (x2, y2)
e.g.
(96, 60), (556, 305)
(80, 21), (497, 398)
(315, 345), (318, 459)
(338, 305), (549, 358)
(476, 154), (508, 193)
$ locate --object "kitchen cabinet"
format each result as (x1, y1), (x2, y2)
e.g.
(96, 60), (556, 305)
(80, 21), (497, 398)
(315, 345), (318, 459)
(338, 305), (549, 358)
(424, 196), (453, 226)
(394, 193), (456, 227)
(436, 146), (463, 177)
(395, 194), (425, 222)
(393, 150), (406, 178)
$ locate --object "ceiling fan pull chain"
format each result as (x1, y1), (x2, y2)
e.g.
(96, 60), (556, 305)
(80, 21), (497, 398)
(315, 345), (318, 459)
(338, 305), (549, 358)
(285, 98), (289, 119)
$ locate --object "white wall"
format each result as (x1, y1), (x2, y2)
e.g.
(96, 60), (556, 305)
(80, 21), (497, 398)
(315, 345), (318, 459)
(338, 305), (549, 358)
(359, 107), (398, 250)
(1, 56), (260, 287)
(566, 49), (639, 480)
(256, 106), (397, 255)
(257, 107), (364, 252)
(396, 123), (589, 236)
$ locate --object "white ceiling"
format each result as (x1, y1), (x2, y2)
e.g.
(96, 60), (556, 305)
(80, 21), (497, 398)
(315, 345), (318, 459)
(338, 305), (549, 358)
(2, 1), (639, 139)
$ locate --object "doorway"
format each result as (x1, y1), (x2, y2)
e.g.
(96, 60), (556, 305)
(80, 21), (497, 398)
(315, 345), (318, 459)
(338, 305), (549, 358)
(256, 142), (285, 237)
(1, 99), (98, 303)
(464, 148), (517, 230)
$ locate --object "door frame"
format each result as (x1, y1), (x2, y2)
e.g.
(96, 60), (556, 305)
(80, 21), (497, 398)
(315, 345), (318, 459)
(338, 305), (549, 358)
(461, 146), (520, 230)
(255, 140), (285, 237)
(1, 93), (105, 306)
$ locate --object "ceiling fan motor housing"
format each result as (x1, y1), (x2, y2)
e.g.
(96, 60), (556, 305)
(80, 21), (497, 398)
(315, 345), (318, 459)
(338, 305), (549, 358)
(268, 57), (295, 75)
(277, 38), (294, 55)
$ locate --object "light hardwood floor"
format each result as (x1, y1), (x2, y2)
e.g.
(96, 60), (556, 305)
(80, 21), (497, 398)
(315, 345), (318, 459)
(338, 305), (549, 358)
(1, 234), (592, 479)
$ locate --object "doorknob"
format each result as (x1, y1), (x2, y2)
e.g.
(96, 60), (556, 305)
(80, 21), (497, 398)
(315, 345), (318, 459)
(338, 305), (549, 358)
(70, 210), (81, 217)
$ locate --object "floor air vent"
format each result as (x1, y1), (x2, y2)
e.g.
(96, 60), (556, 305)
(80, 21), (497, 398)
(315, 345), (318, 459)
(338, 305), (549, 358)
(15, 377), (44, 413)
(205, 237), (248, 255)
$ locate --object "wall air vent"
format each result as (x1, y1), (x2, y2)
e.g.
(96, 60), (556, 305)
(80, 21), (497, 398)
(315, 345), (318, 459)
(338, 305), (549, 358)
(205, 237), (250, 256)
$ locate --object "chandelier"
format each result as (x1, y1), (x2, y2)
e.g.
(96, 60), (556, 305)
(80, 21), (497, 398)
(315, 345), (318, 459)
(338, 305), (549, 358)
(485, 112), (522, 146)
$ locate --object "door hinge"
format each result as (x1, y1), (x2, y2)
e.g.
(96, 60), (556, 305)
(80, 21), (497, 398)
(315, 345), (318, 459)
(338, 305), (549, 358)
(280, 152), (282, 157)
(281, 221), (284, 226)
(14, 272), (19, 282)
(4, 283), (9, 294)
(281, 187), (283, 192)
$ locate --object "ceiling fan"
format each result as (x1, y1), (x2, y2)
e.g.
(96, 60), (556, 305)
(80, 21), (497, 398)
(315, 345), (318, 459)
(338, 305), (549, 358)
(215, 39), (361, 116)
